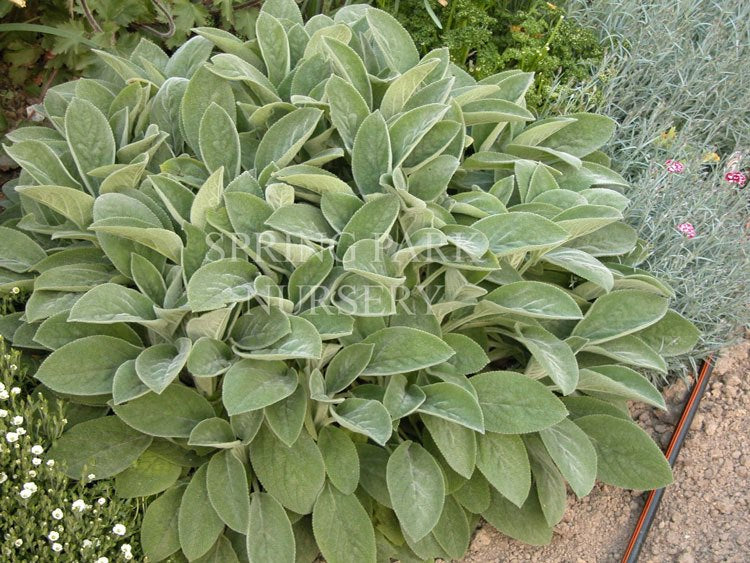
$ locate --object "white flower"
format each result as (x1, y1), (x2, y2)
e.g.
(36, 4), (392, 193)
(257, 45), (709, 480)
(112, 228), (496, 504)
(0, 382), (4, 392)
(0, 409), (7, 418)
(31, 445), (43, 455)
(0, 390), (9, 400)
(46, 459), (55, 467)
(94, 558), (109, 563)
(10, 387), (20, 395)
(23, 482), (37, 492)
(10, 287), (20, 295)
(19, 489), (32, 499)
(48, 531), (59, 541)
(14, 539), (22, 547)
(123, 552), (133, 561)
(32, 458), (42, 466)
(87, 473), (96, 480)
(71, 499), (87, 512)
(121, 544), (132, 553)
(82, 539), (93, 548)
(11, 415), (22, 425)
(16, 427), (26, 435)
(51, 542), (62, 552)
(9, 364), (17, 371)
(6, 432), (18, 443)
(112, 524), (126, 536)
(97, 497), (106, 505)
(0, 472), (7, 483)
(51, 508), (64, 520)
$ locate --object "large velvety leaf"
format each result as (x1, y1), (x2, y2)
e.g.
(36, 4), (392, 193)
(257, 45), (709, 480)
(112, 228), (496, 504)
(330, 398), (392, 445)
(571, 290), (668, 344)
(136, 338), (191, 394)
(254, 107), (323, 171)
(200, 102), (241, 177)
(318, 426), (360, 495)
(265, 384), (307, 446)
(636, 309), (700, 357)
(247, 492), (296, 563)
(386, 441), (445, 542)
(222, 360), (298, 415)
(0, 226), (48, 273)
(35, 335), (141, 396)
(575, 414), (673, 490)
(539, 418), (598, 497)
(239, 316), (322, 360)
(515, 325), (580, 395)
(181, 66), (235, 155)
(313, 483), (377, 563)
(361, 327), (454, 376)
(249, 425), (326, 514)
(476, 432), (530, 507)
(539, 113), (616, 157)
(384, 374), (426, 420)
(470, 371), (567, 434)
(113, 385), (214, 438)
(542, 247), (615, 292)
(207, 450), (250, 533)
(366, 8), (419, 73)
(49, 416), (152, 480)
(178, 464), (225, 561)
(351, 111), (391, 196)
(482, 488), (552, 546)
(17, 185), (95, 229)
(265, 203), (337, 243)
(325, 343), (374, 394)
(65, 98), (115, 193)
(473, 212), (568, 256)
(578, 366), (666, 409)
(115, 449), (181, 499)
(421, 414), (476, 479)
(432, 496), (471, 559)
(418, 382), (485, 433)
(141, 485), (186, 562)
(484, 281), (582, 320)
(68, 283), (157, 323)
(326, 74), (369, 151)
(525, 435), (567, 527)
(187, 259), (258, 312)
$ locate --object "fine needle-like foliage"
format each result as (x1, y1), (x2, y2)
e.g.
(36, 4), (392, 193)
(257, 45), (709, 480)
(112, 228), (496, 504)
(0, 1), (698, 561)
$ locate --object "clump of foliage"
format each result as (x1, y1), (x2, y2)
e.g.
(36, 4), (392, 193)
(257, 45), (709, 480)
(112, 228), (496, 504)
(0, 327), (143, 561)
(553, 0), (750, 371)
(378, 0), (604, 111)
(0, 1), (698, 561)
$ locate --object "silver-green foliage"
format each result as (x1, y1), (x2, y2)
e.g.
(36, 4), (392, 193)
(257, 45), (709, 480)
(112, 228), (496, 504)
(0, 1), (697, 560)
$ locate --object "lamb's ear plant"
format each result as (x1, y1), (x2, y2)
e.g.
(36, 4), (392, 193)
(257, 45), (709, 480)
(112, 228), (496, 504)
(0, 0), (699, 560)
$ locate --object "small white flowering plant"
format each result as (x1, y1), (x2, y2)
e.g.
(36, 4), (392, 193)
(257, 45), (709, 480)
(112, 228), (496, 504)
(0, 327), (140, 561)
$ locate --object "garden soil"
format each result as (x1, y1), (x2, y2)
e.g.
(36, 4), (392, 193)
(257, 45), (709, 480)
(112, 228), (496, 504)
(461, 335), (750, 563)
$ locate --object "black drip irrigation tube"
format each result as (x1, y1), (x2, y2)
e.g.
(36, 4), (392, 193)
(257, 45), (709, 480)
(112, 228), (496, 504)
(621, 356), (717, 562)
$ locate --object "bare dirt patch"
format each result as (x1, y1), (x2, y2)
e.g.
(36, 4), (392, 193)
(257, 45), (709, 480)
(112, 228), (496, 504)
(462, 336), (750, 562)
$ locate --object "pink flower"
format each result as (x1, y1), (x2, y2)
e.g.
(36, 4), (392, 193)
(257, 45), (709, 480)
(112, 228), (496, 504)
(665, 159), (685, 173)
(724, 171), (747, 186)
(677, 222), (696, 238)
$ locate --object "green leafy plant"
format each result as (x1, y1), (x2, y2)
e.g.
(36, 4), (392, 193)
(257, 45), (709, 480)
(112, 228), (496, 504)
(378, 0), (604, 112)
(0, 1), (698, 560)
